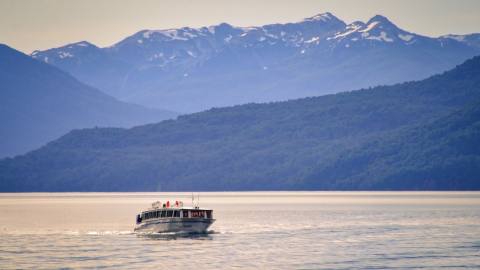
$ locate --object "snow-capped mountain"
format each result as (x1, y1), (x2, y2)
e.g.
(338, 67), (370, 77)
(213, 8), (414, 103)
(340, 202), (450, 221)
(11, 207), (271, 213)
(329, 15), (419, 46)
(31, 13), (480, 112)
(103, 12), (346, 69)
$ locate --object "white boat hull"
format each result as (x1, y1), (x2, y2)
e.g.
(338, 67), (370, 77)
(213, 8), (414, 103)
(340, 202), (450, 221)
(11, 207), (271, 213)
(134, 218), (215, 234)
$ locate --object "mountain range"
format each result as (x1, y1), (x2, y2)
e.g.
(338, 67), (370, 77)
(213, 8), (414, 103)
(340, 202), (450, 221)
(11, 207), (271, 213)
(0, 44), (177, 158)
(31, 13), (480, 112)
(1, 56), (479, 191)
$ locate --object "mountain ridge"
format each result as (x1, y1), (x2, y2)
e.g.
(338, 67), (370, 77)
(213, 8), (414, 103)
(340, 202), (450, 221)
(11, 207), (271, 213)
(31, 13), (480, 113)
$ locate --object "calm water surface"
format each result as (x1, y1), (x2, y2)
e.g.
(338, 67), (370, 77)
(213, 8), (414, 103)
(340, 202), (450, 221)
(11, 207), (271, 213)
(0, 192), (479, 269)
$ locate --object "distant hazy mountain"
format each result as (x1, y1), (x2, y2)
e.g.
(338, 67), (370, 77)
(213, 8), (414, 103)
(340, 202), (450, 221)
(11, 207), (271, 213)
(31, 13), (480, 113)
(0, 44), (177, 158)
(441, 33), (480, 49)
(2, 56), (479, 191)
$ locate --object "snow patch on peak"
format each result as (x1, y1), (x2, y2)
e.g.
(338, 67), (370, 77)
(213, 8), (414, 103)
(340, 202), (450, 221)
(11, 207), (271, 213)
(398, 34), (414, 42)
(58, 51), (74, 59)
(350, 21), (366, 27)
(366, 31), (394, 42)
(143, 31), (152, 39)
(76, 42), (90, 47)
(333, 23), (363, 39)
(142, 29), (191, 40)
(359, 21), (380, 33)
(65, 41), (95, 49)
(240, 26), (258, 32)
(305, 12), (335, 22)
(305, 36), (320, 43)
(442, 34), (465, 42)
(207, 26), (216, 34)
(161, 29), (189, 40)
(148, 53), (164, 61)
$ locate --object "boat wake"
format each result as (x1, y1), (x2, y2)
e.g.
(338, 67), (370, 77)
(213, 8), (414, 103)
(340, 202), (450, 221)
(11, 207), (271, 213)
(135, 230), (216, 240)
(84, 230), (135, 236)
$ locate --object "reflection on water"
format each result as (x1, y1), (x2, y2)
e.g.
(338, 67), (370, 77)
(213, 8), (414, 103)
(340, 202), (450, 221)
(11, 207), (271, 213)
(136, 231), (215, 241)
(0, 192), (479, 269)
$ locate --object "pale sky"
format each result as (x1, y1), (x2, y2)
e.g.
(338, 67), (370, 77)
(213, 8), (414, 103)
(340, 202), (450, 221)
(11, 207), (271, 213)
(1, 0), (480, 53)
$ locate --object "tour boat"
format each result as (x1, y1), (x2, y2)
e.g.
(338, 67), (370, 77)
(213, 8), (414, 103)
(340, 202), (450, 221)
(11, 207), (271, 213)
(134, 200), (215, 233)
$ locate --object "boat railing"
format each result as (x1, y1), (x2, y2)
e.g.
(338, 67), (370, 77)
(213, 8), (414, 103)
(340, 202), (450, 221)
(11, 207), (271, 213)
(150, 200), (184, 209)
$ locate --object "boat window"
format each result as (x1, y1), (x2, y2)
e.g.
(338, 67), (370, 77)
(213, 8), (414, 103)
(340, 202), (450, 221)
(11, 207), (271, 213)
(174, 211), (180, 217)
(206, 210), (212, 219)
(166, 210), (173, 217)
(161, 210), (166, 218)
(182, 210), (189, 218)
(190, 210), (205, 218)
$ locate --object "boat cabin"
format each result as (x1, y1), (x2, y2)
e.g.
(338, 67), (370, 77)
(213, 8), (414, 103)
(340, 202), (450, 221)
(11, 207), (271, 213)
(136, 201), (213, 224)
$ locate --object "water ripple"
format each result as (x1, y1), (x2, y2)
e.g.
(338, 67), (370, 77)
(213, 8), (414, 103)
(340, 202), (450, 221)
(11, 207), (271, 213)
(0, 192), (479, 269)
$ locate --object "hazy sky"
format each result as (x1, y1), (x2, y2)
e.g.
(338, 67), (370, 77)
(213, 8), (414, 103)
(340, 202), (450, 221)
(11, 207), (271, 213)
(1, 0), (480, 53)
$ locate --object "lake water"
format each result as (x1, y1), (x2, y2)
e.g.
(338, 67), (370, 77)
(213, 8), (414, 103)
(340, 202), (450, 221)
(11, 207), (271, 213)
(0, 192), (479, 269)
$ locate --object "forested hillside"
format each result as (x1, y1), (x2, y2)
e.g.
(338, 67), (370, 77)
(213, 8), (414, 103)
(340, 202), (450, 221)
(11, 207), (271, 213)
(1, 57), (480, 191)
